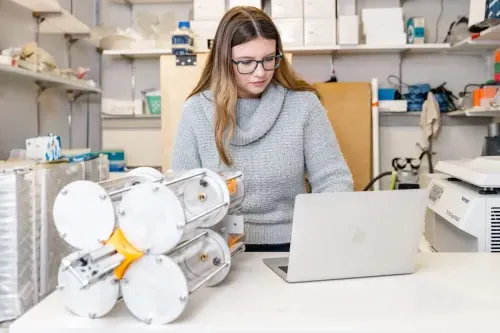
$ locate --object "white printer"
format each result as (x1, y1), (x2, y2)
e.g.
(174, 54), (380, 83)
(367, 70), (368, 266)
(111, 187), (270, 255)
(425, 156), (500, 252)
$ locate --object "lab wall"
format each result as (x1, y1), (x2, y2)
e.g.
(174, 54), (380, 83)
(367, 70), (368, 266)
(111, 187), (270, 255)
(0, 0), (475, 186)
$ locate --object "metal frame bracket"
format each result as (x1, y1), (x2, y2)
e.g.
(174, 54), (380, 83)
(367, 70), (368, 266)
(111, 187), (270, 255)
(176, 54), (197, 67)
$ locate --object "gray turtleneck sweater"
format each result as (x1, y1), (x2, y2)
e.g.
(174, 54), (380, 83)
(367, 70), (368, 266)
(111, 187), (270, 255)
(171, 83), (353, 245)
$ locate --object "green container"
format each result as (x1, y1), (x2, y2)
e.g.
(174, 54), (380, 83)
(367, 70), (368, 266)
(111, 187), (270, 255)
(495, 62), (500, 74)
(146, 91), (161, 114)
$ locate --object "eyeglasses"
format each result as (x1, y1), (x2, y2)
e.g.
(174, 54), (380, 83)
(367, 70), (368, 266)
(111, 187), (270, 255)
(232, 54), (283, 74)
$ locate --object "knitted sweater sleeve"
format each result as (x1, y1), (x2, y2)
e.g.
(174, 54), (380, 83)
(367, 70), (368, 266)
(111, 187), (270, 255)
(304, 94), (354, 193)
(171, 99), (202, 171)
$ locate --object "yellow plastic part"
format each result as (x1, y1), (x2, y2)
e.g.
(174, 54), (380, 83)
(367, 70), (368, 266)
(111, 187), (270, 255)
(226, 178), (237, 195)
(104, 228), (144, 280)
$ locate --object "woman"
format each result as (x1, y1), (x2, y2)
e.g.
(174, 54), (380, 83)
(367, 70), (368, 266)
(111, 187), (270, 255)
(171, 6), (353, 252)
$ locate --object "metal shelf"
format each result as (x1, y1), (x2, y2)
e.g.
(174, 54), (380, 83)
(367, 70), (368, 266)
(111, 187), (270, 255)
(102, 44), (453, 58)
(0, 63), (101, 93)
(447, 107), (500, 117)
(9, 0), (92, 35)
(8, 0), (61, 12)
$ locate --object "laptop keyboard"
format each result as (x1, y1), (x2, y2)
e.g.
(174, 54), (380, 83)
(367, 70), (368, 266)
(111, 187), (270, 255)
(279, 265), (288, 273)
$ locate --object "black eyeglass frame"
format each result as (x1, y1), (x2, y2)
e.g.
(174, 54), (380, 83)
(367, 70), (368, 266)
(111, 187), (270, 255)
(231, 53), (284, 74)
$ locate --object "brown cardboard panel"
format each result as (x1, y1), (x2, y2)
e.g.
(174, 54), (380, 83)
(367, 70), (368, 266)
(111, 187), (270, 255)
(313, 82), (372, 191)
(160, 53), (209, 172)
(160, 53), (293, 171)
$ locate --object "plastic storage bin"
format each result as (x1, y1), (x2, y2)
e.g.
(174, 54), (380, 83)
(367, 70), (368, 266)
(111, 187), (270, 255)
(145, 90), (161, 114)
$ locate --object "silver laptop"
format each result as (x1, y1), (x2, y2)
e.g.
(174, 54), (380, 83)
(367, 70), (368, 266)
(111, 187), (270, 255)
(263, 189), (427, 283)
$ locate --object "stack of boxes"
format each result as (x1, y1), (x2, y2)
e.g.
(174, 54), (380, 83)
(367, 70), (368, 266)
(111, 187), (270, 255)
(271, 0), (337, 48)
(337, 0), (358, 45)
(190, 0), (225, 51)
(361, 7), (406, 45)
(189, 1), (414, 51)
(190, 0), (262, 51)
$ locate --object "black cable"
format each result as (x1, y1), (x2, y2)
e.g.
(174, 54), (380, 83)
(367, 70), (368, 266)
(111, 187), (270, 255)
(363, 171), (393, 191)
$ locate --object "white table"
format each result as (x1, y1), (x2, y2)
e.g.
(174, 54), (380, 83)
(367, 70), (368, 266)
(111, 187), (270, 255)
(9, 252), (500, 333)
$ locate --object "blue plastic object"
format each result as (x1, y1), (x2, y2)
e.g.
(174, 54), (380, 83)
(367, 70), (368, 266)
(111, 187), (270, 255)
(403, 84), (431, 112)
(178, 21), (190, 29)
(378, 88), (396, 101)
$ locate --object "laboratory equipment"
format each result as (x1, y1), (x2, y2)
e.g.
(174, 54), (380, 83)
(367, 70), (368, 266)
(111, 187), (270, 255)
(425, 156), (500, 252)
(52, 167), (164, 251)
(118, 168), (244, 254)
(53, 168), (246, 324)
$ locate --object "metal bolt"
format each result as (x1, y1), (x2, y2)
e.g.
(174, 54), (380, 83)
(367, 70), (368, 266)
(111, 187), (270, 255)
(61, 189), (67, 195)
(156, 256), (163, 264)
(88, 313), (96, 319)
(179, 295), (187, 302)
(99, 193), (107, 200)
(144, 248), (151, 254)
(198, 193), (207, 202)
(145, 315), (153, 325)
(118, 209), (125, 216)
(177, 224), (184, 230)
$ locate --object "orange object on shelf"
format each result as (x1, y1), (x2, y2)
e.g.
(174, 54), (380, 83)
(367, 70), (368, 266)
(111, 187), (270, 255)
(473, 88), (481, 107)
(495, 48), (500, 63)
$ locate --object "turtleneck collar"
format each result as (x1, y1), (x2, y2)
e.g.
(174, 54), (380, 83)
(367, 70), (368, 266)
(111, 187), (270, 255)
(201, 83), (287, 146)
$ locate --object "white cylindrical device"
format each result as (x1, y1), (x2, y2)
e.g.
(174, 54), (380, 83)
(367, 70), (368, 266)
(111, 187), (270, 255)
(57, 246), (122, 319)
(117, 168), (243, 254)
(120, 229), (241, 325)
(52, 167), (163, 251)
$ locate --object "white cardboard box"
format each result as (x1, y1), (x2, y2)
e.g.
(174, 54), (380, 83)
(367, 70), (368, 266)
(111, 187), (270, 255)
(304, 0), (336, 18)
(274, 18), (304, 47)
(338, 15), (359, 45)
(228, 0), (262, 9)
(190, 21), (219, 51)
(271, 0), (303, 18)
(304, 18), (336, 46)
(193, 0), (226, 21)
(337, 0), (355, 16)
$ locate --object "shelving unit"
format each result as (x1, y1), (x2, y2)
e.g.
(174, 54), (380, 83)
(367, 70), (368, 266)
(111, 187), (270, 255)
(447, 107), (500, 117)
(102, 43), (453, 58)
(38, 7), (91, 35)
(0, 63), (100, 93)
(102, 48), (172, 58)
(9, 0), (61, 12)
(99, 40), (498, 58)
(3, 0), (101, 149)
(451, 24), (500, 53)
(9, 0), (91, 36)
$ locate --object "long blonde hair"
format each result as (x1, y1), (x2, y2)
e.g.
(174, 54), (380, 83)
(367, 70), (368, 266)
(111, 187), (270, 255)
(188, 6), (319, 166)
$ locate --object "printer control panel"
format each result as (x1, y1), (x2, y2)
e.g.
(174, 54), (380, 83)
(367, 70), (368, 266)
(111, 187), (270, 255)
(428, 184), (444, 203)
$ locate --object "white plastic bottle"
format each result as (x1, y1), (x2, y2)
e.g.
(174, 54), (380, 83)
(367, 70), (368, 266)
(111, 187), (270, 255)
(171, 21), (194, 55)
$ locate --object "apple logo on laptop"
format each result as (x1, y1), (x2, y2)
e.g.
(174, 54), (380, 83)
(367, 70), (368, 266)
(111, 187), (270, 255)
(352, 227), (365, 243)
